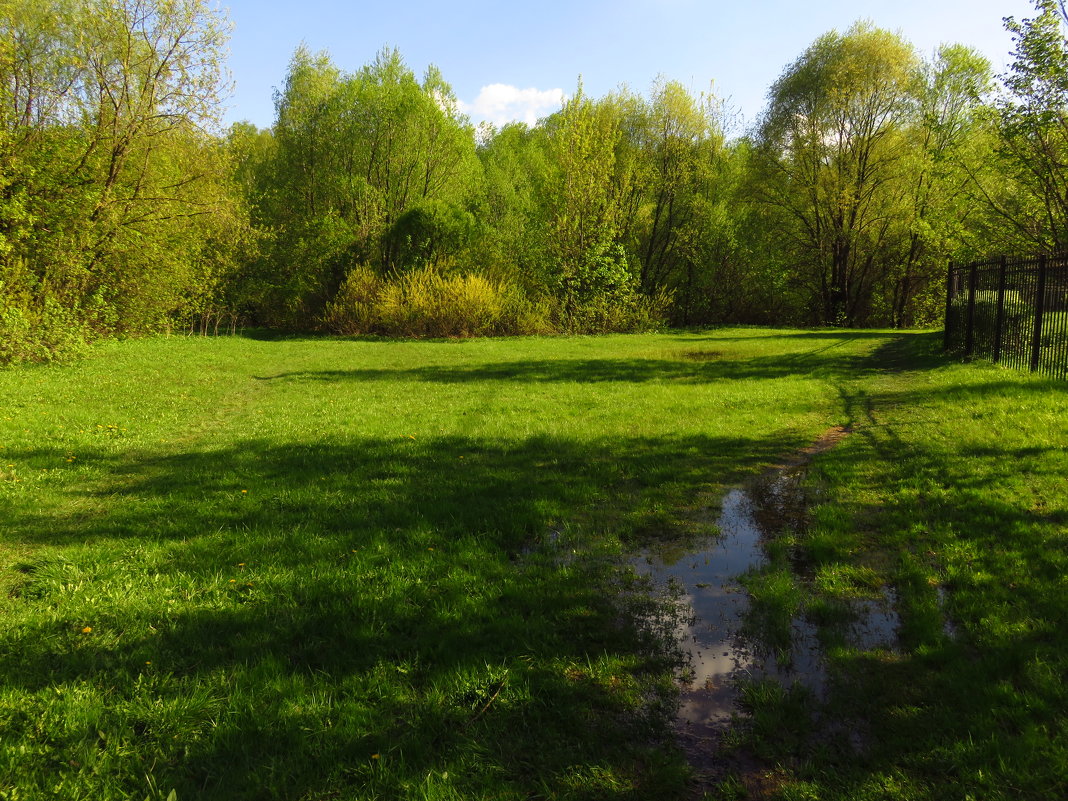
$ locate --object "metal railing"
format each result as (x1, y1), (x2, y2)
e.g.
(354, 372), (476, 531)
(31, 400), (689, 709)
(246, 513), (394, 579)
(944, 254), (1068, 380)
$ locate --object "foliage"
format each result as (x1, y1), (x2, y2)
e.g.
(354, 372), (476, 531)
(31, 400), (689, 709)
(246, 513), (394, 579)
(8, 8), (1068, 356)
(757, 24), (917, 325)
(538, 86), (635, 303)
(752, 25), (998, 328)
(986, 0), (1068, 250)
(0, 0), (244, 363)
(248, 47), (483, 325)
(321, 262), (666, 337)
(322, 265), (554, 337)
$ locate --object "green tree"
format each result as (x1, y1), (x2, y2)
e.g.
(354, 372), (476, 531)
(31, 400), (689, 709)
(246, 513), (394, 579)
(535, 85), (642, 316)
(474, 121), (550, 289)
(0, 0), (238, 359)
(756, 23), (920, 325)
(985, 0), (1068, 250)
(886, 44), (991, 326)
(251, 47), (481, 324)
(629, 80), (722, 295)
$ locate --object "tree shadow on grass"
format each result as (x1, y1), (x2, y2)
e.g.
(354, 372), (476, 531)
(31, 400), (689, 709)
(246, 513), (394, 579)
(676, 329), (914, 342)
(249, 348), (892, 386)
(230, 330), (941, 387)
(240, 331), (938, 387)
(0, 430), (803, 800)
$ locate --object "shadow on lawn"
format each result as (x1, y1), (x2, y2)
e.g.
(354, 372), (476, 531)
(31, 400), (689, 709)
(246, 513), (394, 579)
(249, 341), (904, 386)
(0, 430), (802, 800)
(675, 329), (906, 342)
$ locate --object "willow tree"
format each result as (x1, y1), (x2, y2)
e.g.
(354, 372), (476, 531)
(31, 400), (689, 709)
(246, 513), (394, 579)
(475, 121), (549, 288)
(484, 85), (634, 320)
(889, 44), (991, 326)
(622, 79), (733, 323)
(756, 23), (920, 325)
(540, 87), (632, 287)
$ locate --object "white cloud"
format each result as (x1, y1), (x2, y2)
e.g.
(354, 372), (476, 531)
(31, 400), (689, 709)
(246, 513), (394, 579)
(460, 84), (565, 127)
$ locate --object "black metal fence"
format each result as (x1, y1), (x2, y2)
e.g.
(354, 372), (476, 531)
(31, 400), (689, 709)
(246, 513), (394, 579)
(944, 254), (1068, 380)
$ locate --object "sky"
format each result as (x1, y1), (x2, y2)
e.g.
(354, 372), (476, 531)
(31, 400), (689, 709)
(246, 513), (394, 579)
(219, 0), (1039, 132)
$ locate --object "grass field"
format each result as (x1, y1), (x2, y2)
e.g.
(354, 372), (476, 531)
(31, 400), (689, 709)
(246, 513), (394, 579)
(0, 329), (1064, 800)
(724, 334), (1068, 801)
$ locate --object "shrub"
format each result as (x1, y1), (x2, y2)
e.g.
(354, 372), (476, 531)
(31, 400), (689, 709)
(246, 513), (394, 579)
(376, 269), (507, 337)
(0, 265), (92, 366)
(323, 266), (555, 338)
(321, 265), (382, 335)
(323, 263), (671, 339)
(558, 289), (672, 334)
(0, 295), (91, 366)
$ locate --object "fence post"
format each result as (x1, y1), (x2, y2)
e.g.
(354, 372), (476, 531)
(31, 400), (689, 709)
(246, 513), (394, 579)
(1030, 254), (1048, 372)
(943, 261), (955, 352)
(993, 255), (1008, 364)
(964, 262), (978, 358)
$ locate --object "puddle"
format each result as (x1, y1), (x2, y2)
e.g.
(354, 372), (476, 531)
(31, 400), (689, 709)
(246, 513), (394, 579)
(848, 585), (900, 651)
(633, 469), (824, 739)
(936, 585), (958, 639)
(630, 426), (904, 763)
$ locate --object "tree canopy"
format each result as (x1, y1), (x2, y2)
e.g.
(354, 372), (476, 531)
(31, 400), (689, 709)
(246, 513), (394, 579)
(3, 1), (1066, 360)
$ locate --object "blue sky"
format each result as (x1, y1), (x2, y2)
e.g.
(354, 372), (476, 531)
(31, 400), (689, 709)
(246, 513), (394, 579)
(220, 0), (1038, 131)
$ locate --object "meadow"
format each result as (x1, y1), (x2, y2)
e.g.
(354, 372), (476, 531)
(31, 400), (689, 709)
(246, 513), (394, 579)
(0, 329), (1064, 800)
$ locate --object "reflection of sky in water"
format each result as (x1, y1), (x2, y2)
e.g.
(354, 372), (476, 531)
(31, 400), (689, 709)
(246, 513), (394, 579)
(937, 585), (958, 639)
(635, 484), (807, 729)
(634, 465), (905, 738)
(850, 586), (901, 651)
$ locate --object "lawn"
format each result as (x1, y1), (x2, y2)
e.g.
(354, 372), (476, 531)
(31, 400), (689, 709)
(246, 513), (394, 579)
(720, 335), (1068, 801)
(0, 329), (1064, 800)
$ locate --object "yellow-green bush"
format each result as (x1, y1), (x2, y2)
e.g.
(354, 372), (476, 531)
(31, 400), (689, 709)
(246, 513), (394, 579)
(321, 265), (382, 335)
(323, 266), (557, 337)
(0, 265), (92, 365)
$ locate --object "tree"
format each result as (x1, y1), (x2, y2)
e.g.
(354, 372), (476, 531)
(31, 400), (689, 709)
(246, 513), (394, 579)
(474, 121), (549, 288)
(535, 85), (640, 315)
(251, 47), (481, 324)
(887, 44), (991, 326)
(756, 23), (919, 325)
(627, 80), (722, 296)
(986, 0), (1068, 250)
(0, 0), (237, 357)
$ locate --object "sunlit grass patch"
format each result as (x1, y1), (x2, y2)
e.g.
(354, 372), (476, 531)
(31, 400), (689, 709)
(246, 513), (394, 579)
(761, 337), (1068, 801)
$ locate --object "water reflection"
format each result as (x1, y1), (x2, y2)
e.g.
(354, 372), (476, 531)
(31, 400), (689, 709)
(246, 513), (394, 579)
(634, 473), (826, 737)
(850, 585), (901, 651)
(633, 426), (901, 748)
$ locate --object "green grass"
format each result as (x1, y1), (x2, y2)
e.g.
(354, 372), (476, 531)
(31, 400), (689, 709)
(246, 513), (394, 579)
(0, 329), (1064, 800)
(0, 328), (876, 800)
(720, 335), (1068, 801)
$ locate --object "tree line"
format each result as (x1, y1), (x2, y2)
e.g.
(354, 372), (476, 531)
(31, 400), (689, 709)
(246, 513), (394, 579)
(4, 0), (1068, 361)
